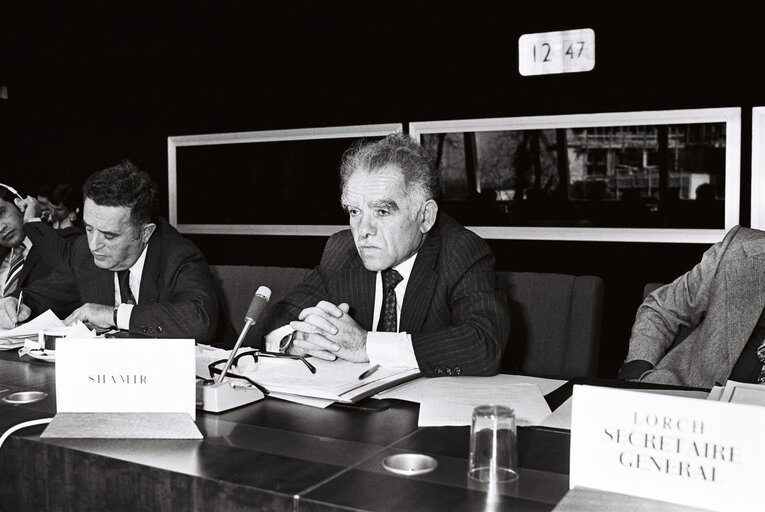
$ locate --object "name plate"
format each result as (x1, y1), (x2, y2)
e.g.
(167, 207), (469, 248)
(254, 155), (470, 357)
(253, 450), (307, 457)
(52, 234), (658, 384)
(56, 338), (197, 419)
(570, 385), (765, 512)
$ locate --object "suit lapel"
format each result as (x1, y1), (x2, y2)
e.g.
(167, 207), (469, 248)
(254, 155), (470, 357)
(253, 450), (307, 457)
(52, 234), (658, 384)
(336, 264), (376, 331)
(17, 247), (41, 288)
(137, 232), (160, 305)
(400, 224), (439, 333)
(723, 239), (765, 368)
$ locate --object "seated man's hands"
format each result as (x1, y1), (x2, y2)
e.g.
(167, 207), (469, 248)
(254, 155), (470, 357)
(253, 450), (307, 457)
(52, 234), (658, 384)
(0, 297), (31, 328)
(15, 196), (42, 224)
(64, 303), (114, 328)
(289, 301), (369, 363)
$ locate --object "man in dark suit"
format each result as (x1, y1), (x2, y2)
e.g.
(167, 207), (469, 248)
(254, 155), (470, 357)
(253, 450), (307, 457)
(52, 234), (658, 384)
(261, 133), (509, 376)
(0, 161), (219, 343)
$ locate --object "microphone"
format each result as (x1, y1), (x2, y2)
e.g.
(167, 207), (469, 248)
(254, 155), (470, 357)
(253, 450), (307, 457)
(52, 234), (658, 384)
(215, 286), (272, 384)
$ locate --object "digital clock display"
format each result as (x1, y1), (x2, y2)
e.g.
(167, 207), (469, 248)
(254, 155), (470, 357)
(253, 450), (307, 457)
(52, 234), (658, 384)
(518, 28), (595, 76)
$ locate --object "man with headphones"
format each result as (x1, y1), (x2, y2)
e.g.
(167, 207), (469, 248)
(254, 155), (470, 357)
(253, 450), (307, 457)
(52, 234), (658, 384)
(0, 183), (67, 298)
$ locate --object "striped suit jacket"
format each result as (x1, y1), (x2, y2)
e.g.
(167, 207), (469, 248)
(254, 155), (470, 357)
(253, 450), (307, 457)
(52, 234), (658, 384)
(262, 213), (510, 376)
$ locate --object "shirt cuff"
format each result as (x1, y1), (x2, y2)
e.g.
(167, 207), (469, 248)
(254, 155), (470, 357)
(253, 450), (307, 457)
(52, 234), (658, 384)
(116, 303), (133, 330)
(618, 359), (654, 380)
(265, 325), (294, 352)
(366, 331), (419, 369)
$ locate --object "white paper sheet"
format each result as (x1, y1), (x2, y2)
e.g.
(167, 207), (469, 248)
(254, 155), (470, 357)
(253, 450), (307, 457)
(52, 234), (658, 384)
(0, 309), (65, 340)
(716, 380), (765, 406)
(416, 378), (553, 427)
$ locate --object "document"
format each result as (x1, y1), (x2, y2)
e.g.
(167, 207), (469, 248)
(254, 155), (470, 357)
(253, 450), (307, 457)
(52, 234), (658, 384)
(194, 344), (420, 404)
(248, 358), (420, 403)
(0, 309), (66, 350)
(391, 375), (560, 427)
(713, 380), (765, 406)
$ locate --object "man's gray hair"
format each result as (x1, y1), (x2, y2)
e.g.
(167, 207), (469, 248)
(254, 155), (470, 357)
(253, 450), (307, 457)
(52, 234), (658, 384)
(339, 132), (440, 207)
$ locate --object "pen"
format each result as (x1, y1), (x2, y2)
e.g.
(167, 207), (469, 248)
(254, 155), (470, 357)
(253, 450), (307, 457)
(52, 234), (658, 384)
(358, 364), (380, 380)
(14, 291), (23, 328)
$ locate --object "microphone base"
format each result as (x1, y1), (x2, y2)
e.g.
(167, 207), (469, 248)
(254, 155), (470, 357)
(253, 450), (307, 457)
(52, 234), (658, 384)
(197, 380), (265, 413)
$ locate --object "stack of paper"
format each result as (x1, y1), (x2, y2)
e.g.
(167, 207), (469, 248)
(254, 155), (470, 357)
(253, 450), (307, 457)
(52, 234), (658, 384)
(0, 309), (66, 350)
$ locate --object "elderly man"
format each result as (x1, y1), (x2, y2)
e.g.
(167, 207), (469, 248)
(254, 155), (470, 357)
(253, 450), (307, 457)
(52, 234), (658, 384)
(261, 133), (509, 376)
(0, 161), (219, 343)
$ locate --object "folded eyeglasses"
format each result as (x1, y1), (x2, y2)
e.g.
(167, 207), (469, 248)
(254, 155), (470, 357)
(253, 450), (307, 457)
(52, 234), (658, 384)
(204, 349), (316, 394)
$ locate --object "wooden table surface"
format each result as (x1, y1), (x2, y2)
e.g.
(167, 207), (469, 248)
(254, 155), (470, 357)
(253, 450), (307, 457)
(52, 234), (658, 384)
(0, 349), (571, 511)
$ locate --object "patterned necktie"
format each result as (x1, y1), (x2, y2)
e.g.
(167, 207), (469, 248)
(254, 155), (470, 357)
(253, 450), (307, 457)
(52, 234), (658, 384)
(378, 268), (403, 332)
(117, 269), (136, 305)
(3, 244), (25, 297)
(756, 339), (765, 384)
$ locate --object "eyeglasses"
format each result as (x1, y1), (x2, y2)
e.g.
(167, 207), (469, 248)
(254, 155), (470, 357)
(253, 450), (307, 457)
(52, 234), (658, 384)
(205, 349), (316, 392)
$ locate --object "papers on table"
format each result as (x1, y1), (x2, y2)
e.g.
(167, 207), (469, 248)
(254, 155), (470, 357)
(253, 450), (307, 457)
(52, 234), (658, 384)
(0, 309), (66, 350)
(194, 344), (420, 406)
(710, 379), (765, 406)
(375, 374), (567, 427)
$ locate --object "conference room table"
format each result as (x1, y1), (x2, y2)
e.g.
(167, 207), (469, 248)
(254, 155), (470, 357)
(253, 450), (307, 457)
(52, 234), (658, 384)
(0, 349), (698, 512)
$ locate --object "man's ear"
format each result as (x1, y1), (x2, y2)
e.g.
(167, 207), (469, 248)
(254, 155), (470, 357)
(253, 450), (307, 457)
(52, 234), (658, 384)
(140, 223), (157, 244)
(419, 199), (438, 234)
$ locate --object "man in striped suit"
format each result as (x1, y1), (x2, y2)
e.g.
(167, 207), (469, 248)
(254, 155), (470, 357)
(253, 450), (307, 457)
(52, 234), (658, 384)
(262, 133), (510, 377)
(0, 184), (65, 299)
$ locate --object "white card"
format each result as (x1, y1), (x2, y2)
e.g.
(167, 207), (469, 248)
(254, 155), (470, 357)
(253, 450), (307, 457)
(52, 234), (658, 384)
(570, 385), (765, 512)
(55, 338), (197, 419)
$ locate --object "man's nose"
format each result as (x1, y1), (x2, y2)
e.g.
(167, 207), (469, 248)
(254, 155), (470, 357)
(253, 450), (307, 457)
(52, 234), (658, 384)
(357, 213), (376, 238)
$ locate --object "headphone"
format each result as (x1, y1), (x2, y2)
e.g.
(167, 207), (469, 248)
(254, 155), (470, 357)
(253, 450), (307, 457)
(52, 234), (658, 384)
(0, 183), (23, 210)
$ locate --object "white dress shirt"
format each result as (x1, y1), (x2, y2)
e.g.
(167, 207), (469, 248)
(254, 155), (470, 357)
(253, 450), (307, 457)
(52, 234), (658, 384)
(264, 254), (420, 370)
(112, 245), (149, 329)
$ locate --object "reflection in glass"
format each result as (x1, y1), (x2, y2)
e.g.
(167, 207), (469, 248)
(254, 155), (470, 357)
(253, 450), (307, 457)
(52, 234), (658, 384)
(421, 122), (726, 229)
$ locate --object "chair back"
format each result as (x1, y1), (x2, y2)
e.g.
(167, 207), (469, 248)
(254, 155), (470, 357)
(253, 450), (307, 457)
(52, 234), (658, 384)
(209, 265), (311, 335)
(496, 271), (604, 378)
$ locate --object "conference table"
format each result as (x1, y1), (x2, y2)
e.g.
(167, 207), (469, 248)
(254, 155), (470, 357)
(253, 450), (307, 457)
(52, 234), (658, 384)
(0, 349), (693, 512)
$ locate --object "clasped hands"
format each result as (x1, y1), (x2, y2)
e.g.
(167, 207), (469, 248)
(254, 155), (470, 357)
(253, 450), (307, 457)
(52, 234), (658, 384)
(287, 301), (369, 362)
(0, 297), (116, 330)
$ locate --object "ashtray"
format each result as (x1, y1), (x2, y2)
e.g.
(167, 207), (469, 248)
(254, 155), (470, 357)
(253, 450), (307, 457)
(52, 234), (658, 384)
(2, 391), (48, 404)
(382, 453), (438, 476)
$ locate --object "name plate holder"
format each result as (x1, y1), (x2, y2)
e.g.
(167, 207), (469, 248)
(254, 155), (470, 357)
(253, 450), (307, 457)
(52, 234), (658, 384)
(568, 385), (765, 512)
(41, 338), (202, 439)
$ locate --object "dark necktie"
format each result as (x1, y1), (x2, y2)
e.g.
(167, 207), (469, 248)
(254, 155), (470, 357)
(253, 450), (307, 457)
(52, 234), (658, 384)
(117, 269), (136, 305)
(3, 244), (25, 297)
(378, 268), (403, 332)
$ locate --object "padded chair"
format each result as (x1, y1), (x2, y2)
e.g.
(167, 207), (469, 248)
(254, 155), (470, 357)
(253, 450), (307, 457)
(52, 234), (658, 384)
(209, 265), (312, 346)
(496, 271), (604, 378)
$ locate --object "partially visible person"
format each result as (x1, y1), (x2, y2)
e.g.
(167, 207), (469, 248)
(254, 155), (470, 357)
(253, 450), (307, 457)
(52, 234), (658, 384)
(0, 160), (219, 343)
(259, 133), (509, 376)
(0, 184), (66, 297)
(48, 183), (83, 235)
(36, 185), (52, 223)
(620, 225), (765, 388)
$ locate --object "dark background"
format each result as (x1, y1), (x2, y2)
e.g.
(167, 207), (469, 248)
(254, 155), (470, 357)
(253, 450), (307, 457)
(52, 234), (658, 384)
(1, 2), (760, 377)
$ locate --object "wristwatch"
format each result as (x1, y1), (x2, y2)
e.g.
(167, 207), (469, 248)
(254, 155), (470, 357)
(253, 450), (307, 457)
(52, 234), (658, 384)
(279, 331), (296, 353)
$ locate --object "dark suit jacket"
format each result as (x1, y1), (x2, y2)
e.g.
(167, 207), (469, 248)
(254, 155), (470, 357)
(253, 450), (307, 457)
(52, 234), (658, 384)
(22, 218), (219, 343)
(0, 222), (81, 295)
(261, 213), (510, 376)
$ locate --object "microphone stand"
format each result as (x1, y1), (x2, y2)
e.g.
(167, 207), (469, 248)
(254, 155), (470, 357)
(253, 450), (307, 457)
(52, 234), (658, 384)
(199, 290), (270, 413)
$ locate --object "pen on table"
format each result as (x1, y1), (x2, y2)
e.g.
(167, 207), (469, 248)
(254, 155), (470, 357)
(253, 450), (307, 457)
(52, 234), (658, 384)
(358, 364), (380, 380)
(14, 291), (23, 328)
